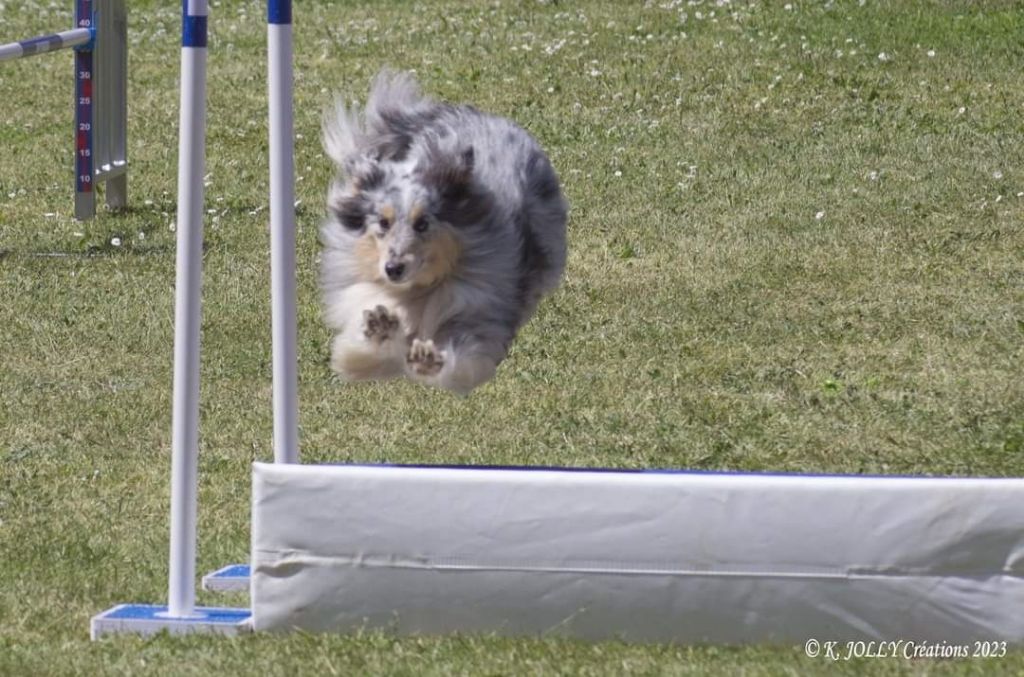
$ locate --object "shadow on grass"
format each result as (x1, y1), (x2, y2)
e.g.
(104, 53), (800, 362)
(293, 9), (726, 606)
(0, 243), (176, 259)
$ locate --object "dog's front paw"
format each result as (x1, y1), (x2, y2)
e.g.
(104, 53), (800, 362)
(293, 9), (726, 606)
(363, 305), (399, 343)
(407, 338), (445, 376)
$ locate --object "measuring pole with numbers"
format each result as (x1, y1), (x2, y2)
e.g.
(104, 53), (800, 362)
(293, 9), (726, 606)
(73, 0), (95, 219)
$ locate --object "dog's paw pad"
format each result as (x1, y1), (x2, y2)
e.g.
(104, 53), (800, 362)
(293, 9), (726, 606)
(407, 338), (445, 376)
(363, 305), (399, 342)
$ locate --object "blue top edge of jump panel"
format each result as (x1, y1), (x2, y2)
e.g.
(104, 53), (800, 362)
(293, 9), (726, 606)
(323, 462), (1013, 482)
(209, 564), (251, 578)
(182, 0), (208, 47)
(100, 604), (250, 622)
(268, 0), (292, 24)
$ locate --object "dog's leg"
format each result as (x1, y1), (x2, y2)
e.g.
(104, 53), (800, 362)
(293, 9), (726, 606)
(330, 326), (404, 381)
(405, 338), (503, 395)
(362, 304), (400, 344)
(406, 338), (447, 377)
(327, 285), (407, 381)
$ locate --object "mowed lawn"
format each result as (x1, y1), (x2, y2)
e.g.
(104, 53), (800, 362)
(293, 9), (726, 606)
(1, 0), (1022, 674)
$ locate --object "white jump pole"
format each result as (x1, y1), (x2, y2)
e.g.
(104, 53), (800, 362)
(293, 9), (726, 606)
(268, 0), (299, 465)
(167, 0), (209, 619)
(91, 0), (249, 638)
(198, 0), (297, 593)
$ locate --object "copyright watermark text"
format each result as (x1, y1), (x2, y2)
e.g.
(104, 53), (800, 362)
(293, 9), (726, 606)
(803, 639), (1008, 661)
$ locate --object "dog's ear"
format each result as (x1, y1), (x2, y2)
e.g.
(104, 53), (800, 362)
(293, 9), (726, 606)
(323, 100), (383, 189)
(421, 141), (475, 200)
(322, 99), (366, 168)
(424, 142), (494, 227)
(343, 153), (385, 191)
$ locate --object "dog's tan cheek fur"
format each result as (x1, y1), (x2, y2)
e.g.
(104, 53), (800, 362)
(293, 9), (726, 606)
(354, 233), (382, 282)
(416, 228), (462, 287)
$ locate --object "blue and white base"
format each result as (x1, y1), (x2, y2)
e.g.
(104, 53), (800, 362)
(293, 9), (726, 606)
(202, 564), (251, 592)
(90, 604), (251, 639)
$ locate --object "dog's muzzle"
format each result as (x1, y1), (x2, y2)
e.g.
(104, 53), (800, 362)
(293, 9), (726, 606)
(384, 261), (406, 282)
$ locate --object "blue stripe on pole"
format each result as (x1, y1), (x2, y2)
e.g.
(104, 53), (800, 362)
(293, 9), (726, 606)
(19, 34), (64, 56)
(268, 0), (292, 24)
(182, 0), (208, 47)
(182, 16), (208, 47)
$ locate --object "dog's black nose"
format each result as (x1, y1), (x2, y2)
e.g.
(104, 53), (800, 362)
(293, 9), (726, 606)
(384, 262), (406, 281)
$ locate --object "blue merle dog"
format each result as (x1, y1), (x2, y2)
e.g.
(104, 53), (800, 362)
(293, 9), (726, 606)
(320, 70), (568, 394)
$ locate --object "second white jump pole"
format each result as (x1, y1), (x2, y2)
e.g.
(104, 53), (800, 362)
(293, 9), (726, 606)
(268, 0), (299, 465)
(168, 0), (209, 618)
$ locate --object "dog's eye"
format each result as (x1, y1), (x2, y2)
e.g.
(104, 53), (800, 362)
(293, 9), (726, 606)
(413, 217), (429, 233)
(378, 217), (391, 231)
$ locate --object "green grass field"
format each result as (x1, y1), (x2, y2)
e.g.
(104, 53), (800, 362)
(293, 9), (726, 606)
(2, 0), (1023, 674)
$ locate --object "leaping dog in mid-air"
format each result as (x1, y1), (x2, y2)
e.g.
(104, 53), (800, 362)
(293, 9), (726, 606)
(319, 70), (568, 395)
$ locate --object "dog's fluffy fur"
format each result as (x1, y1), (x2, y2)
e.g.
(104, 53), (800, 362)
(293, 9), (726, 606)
(319, 71), (568, 395)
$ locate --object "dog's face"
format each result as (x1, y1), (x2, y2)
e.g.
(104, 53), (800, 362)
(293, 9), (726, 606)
(361, 178), (461, 290)
(328, 143), (488, 290)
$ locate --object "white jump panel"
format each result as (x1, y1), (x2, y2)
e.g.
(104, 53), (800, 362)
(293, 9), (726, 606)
(250, 462), (1024, 643)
